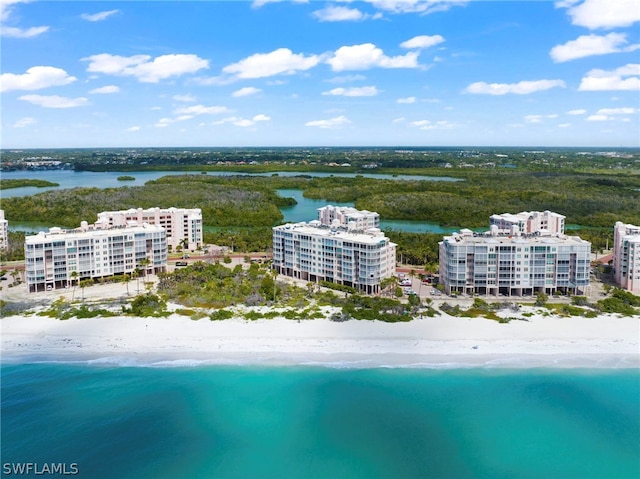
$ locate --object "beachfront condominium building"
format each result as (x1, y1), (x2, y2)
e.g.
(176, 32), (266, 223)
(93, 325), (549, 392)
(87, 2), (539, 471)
(490, 210), (565, 235)
(439, 229), (591, 296)
(317, 205), (380, 230)
(0, 210), (8, 251)
(272, 216), (396, 295)
(613, 221), (640, 294)
(25, 223), (167, 293)
(94, 207), (202, 251)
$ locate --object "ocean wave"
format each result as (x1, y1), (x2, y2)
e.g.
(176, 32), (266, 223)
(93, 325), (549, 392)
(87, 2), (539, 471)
(2, 353), (638, 370)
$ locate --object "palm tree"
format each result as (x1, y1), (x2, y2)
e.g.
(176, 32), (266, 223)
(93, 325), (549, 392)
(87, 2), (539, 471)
(138, 258), (151, 277)
(123, 273), (131, 295)
(79, 279), (93, 303)
(180, 238), (189, 256)
(132, 268), (141, 294)
(270, 267), (278, 303)
(70, 271), (78, 301)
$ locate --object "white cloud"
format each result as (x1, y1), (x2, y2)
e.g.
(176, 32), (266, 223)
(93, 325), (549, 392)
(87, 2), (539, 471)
(465, 79), (566, 95)
(409, 119), (457, 130)
(155, 118), (173, 128)
(89, 85), (120, 94)
(83, 53), (209, 83)
(19, 94), (89, 108)
(326, 74), (367, 84)
(567, 109), (587, 115)
(550, 33), (640, 63)
(222, 48), (321, 79)
(596, 107), (637, 115)
(1, 25), (48, 37)
(558, 0), (640, 29)
(312, 6), (365, 22)
(155, 104), (230, 127)
(397, 96), (416, 104)
(213, 114), (271, 127)
(326, 43), (420, 71)
(252, 0), (308, 8)
(0, 0), (49, 38)
(365, 0), (469, 15)
(400, 35), (445, 49)
(174, 105), (230, 116)
(586, 114), (611, 121)
(232, 87), (262, 97)
(13, 117), (36, 128)
(126, 126), (141, 132)
(81, 10), (120, 22)
(0, 66), (76, 92)
(322, 86), (381, 97)
(305, 115), (351, 129)
(579, 64), (640, 91)
(524, 114), (559, 123)
(558, 123), (572, 128)
(173, 94), (196, 102)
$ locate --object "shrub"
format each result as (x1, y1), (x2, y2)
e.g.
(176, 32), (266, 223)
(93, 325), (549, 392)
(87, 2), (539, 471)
(210, 309), (235, 321)
(125, 293), (168, 317)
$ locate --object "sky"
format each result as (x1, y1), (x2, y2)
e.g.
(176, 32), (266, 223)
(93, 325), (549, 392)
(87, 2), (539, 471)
(1, 0), (639, 148)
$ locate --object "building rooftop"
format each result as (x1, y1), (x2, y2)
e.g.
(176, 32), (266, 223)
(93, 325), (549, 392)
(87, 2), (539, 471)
(274, 222), (394, 245)
(442, 229), (590, 246)
(26, 223), (165, 243)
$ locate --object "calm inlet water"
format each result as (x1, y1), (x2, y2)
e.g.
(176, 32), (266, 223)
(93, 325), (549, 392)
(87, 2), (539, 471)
(4, 171), (462, 233)
(277, 189), (462, 233)
(2, 363), (638, 479)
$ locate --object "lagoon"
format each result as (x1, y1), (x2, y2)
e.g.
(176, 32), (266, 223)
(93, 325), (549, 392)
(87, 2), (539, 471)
(277, 189), (461, 233)
(0, 169), (460, 198)
(4, 171), (463, 234)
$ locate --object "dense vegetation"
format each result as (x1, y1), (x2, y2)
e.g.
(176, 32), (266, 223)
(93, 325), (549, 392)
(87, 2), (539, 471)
(2, 146), (639, 173)
(1, 177), (291, 228)
(2, 167), (638, 262)
(0, 178), (58, 189)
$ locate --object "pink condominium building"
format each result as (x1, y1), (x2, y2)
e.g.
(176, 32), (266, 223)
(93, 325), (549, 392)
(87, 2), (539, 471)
(613, 222), (640, 294)
(94, 207), (202, 251)
(489, 210), (565, 235)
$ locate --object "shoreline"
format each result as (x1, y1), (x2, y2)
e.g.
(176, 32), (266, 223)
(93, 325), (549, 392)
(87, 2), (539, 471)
(2, 311), (638, 369)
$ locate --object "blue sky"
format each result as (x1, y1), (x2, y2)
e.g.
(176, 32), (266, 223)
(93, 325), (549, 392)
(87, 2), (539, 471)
(1, 0), (639, 148)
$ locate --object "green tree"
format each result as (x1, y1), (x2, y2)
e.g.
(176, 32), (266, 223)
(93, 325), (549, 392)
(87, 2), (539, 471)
(70, 271), (78, 301)
(79, 279), (93, 303)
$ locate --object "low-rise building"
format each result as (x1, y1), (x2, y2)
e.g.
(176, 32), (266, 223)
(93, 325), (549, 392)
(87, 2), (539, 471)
(25, 223), (167, 293)
(272, 219), (396, 295)
(439, 229), (590, 296)
(613, 221), (640, 294)
(317, 205), (379, 230)
(94, 207), (202, 251)
(490, 210), (565, 235)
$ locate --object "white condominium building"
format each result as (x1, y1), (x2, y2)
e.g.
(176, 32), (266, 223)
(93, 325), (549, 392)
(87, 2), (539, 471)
(25, 224), (167, 293)
(0, 210), (8, 250)
(439, 229), (590, 296)
(490, 210), (565, 235)
(317, 205), (380, 230)
(272, 220), (396, 295)
(613, 221), (640, 294)
(94, 207), (202, 251)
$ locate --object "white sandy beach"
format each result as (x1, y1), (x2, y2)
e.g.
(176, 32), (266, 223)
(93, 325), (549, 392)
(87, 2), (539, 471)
(2, 306), (639, 369)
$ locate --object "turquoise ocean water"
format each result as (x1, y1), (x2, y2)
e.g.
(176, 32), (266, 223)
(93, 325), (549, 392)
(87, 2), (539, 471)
(2, 363), (639, 479)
